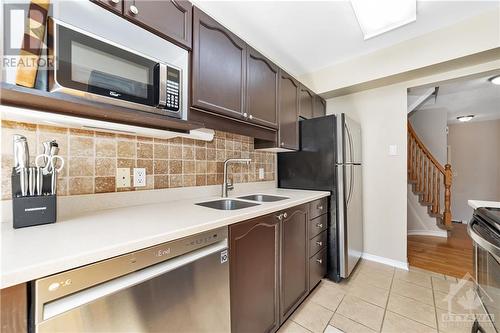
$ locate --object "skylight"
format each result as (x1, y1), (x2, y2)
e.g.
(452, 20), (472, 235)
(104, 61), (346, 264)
(351, 0), (417, 40)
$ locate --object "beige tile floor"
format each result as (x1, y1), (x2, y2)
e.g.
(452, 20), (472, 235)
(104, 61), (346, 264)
(279, 259), (497, 333)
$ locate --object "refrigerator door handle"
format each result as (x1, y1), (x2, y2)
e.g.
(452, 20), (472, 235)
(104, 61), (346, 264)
(345, 123), (355, 164)
(346, 165), (354, 207)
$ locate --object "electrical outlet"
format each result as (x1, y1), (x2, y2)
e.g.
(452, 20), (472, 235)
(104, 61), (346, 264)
(258, 168), (265, 180)
(133, 168), (146, 187)
(116, 168), (131, 188)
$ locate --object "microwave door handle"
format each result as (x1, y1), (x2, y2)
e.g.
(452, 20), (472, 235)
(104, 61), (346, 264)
(158, 63), (167, 108)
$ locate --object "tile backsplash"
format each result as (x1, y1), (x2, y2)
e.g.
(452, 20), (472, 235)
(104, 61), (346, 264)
(1, 120), (276, 200)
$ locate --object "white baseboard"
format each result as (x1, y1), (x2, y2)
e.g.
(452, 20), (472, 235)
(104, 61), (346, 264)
(407, 230), (448, 238)
(361, 252), (409, 271)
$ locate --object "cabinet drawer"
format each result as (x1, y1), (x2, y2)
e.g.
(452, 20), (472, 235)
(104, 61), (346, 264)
(309, 214), (327, 239)
(309, 248), (327, 290)
(309, 231), (327, 257)
(309, 198), (328, 219)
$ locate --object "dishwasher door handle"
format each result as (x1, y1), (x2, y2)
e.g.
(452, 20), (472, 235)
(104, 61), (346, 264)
(42, 239), (228, 321)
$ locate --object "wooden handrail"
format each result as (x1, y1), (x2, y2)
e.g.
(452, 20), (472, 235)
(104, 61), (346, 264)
(408, 121), (452, 228)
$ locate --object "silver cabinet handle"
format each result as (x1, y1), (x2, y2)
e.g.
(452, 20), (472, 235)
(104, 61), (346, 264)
(316, 241), (323, 246)
(276, 213), (283, 221)
(318, 205), (323, 210)
(316, 223), (323, 228)
(129, 5), (139, 15)
(110, 0), (119, 3)
(249, 115), (253, 120)
(316, 259), (323, 264)
(283, 212), (288, 218)
(243, 113), (248, 118)
(281, 142), (285, 146)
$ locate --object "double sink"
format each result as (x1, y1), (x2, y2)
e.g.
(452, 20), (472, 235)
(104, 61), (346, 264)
(196, 194), (289, 210)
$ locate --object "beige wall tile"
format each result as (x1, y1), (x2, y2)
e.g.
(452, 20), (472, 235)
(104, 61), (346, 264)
(95, 158), (116, 177)
(183, 174), (196, 187)
(69, 157), (94, 177)
(169, 145), (182, 159)
(137, 142), (153, 159)
(117, 159), (135, 169)
(183, 160), (195, 174)
(95, 139), (116, 158)
(70, 137), (94, 156)
(169, 160), (182, 174)
(169, 175), (182, 188)
(95, 177), (115, 193)
(154, 175), (169, 189)
(195, 161), (207, 174)
(154, 144), (169, 159)
(70, 128), (94, 137)
(196, 175), (206, 186)
(117, 141), (136, 158)
(182, 146), (194, 160)
(68, 177), (93, 195)
(154, 160), (168, 175)
(137, 159), (153, 175)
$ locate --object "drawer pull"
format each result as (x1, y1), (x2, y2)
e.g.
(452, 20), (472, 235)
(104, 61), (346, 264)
(317, 205), (323, 210)
(316, 241), (323, 246)
(316, 258), (323, 264)
(316, 223), (323, 228)
(283, 212), (288, 218)
(276, 213), (283, 221)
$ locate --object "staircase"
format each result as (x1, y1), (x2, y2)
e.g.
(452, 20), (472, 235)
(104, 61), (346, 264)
(408, 122), (453, 230)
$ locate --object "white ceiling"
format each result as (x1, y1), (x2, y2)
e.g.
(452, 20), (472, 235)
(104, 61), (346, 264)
(411, 74), (500, 124)
(192, 0), (499, 77)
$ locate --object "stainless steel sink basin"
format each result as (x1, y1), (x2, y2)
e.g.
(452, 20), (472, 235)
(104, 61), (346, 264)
(237, 194), (289, 202)
(196, 199), (260, 210)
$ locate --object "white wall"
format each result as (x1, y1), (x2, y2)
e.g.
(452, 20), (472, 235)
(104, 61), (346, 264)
(448, 120), (500, 222)
(326, 59), (500, 265)
(408, 108), (448, 165)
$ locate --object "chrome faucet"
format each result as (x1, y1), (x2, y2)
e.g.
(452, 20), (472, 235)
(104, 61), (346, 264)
(222, 158), (251, 197)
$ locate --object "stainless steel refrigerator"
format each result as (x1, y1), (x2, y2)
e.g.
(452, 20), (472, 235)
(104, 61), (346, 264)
(278, 114), (363, 282)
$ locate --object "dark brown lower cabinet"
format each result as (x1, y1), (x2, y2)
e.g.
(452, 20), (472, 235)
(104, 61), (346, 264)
(229, 204), (310, 332)
(280, 206), (308, 321)
(229, 213), (280, 333)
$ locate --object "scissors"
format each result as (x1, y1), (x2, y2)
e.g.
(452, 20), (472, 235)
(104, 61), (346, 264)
(35, 154), (65, 174)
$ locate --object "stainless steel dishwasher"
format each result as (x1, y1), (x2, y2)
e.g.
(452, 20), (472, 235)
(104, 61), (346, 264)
(33, 227), (230, 333)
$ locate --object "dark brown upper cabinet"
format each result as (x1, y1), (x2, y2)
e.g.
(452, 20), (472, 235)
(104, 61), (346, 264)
(299, 84), (314, 120)
(123, 0), (192, 49)
(192, 7), (246, 119)
(229, 213), (280, 333)
(92, 0), (123, 15)
(313, 95), (326, 118)
(278, 70), (299, 150)
(246, 46), (279, 129)
(280, 205), (309, 321)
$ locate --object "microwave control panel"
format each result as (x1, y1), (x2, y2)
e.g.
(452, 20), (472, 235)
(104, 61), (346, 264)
(166, 67), (180, 111)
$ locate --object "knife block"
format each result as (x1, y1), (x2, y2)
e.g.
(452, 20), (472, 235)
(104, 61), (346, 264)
(11, 169), (56, 229)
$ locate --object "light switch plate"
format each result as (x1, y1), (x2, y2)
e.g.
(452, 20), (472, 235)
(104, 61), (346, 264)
(389, 144), (398, 156)
(258, 168), (265, 180)
(116, 168), (131, 188)
(133, 168), (146, 187)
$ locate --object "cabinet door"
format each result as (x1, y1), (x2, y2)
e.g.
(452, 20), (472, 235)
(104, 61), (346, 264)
(246, 46), (278, 129)
(192, 7), (246, 119)
(230, 214), (280, 333)
(280, 205), (308, 321)
(313, 95), (326, 118)
(91, 0), (123, 15)
(278, 71), (299, 150)
(123, 0), (192, 49)
(299, 85), (314, 119)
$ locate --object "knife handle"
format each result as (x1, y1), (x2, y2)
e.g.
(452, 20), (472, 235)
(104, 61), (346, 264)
(51, 171), (57, 195)
(20, 167), (28, 196)
(28, 167), (35, 196)
(36, 167), (43, 196)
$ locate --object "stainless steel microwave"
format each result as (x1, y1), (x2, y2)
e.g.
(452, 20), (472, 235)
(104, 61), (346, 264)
(47, 18), (185, 119)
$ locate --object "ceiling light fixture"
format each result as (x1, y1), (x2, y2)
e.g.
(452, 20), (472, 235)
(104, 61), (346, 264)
(457, 115), (475, 122)
(489, 75), (500, 85)
(350, 0), (416, 40)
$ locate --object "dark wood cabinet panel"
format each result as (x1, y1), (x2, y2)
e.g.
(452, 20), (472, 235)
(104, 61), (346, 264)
(230, 214), (280, 333)
(309, 197), (328, 219)
(280, 205), (308, 321)
(91, 0), (123, 14)
(278, 70), (299, 150)
(246, 46), (279, 129)
(1, 283), (27, 333)
(123, 0), (192, 49)
(313, 95), (326, 118)
(299, 85), (314, 120)
(192, 7), (246, 119)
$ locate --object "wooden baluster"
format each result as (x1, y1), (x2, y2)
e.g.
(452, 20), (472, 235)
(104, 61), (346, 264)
(422, 157), (427, 201)
(443, 164), (452, 227)
(419, 150), (424, 192)
(436, 172), (441, 215)
(416, 149), (420, 191)
(427, 160), (432, 204)
(432, 167), (437, 214)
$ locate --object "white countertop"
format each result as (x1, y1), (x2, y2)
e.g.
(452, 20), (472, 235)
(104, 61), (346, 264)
(468, 200), (500, 210)
(1, 187), (329, 288)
